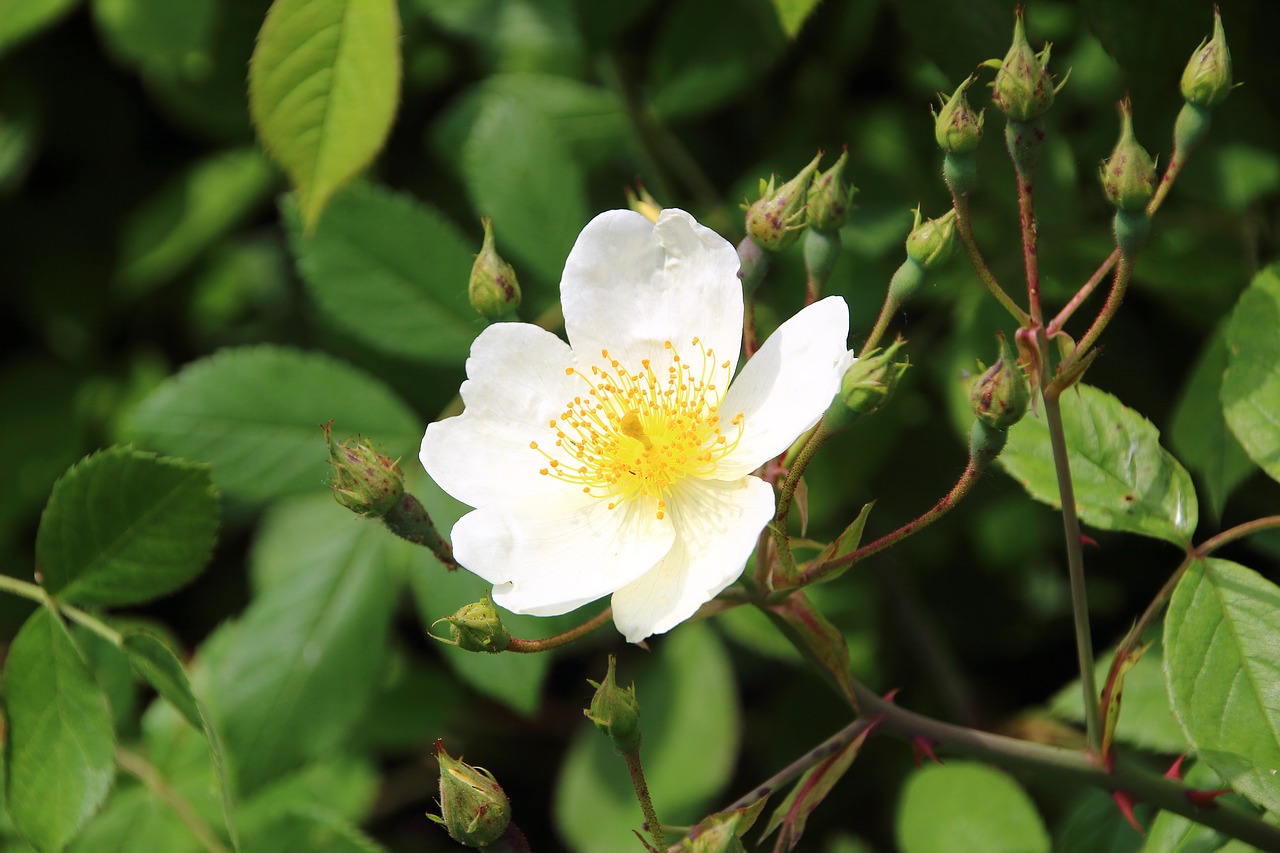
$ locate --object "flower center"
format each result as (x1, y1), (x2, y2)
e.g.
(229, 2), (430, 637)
(530, 338), (744, 520)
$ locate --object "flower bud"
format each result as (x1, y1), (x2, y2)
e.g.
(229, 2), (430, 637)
(432, 741), (511, 847)
(969, 333), (1030, 431)
(432, 597), (511, 653)
(1099, 98), (1157, 212)
(1180, 7), (1232, 108)
(905, 206), (958, 271)
(324, 423), (404, 517)
(987, 9), (1061, 123)
(933, 76), (984, 155)
(744, 152), (822, 252)
(468, 217), (520, 321)
(836, 338), (909, 417)
(584, 655), (641, 754)
(806, 149), (856, 232)
(625, 183), (663, 224)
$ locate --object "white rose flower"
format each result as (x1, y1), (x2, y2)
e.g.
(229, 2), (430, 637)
(421, 209), (851, 642)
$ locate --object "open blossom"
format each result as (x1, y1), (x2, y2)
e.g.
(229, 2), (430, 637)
(421, 209), (851, 642)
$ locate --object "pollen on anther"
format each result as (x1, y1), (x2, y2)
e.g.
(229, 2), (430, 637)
(529, 441), (538, 449)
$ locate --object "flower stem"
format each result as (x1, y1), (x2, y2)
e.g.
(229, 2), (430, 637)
(950, 191), (1030, 326)
(1048, 248), (1119, 336)
(770, 418), (833, 583)
(1194, 514), (1280, 557)
(623, 748), (668, 853)
(384, 493), (457, 570)
(505, 607), (613, 653)
(0, 574), (123, 646)
(1050, 251), (1133, 395)
(117, 747), (231, 853)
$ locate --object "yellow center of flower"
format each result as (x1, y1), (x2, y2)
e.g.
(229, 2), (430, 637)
(530, 338), (744, 520)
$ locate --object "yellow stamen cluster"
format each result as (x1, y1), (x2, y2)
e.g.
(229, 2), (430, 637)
(530, 338), (744, 520)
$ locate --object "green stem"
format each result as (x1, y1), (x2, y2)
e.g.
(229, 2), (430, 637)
(770, 419), (834, 583)
(623, 749), (668, 853)
(384, 493), (457, 570)
(0, 574), (123, 646)
(117, 747), (231, 853)
(951, 192), (1030, 326)
(1195, 514), (1280, 557)
(1051, 252), (1133, 394)
(506, 607), (613, 653)
(1048, 248), (1119, 336)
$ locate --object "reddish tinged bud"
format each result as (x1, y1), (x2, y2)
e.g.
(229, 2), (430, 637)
(744, 153), (822, 252)
(469, 217), (521, 321)
(1180, 6), (1233, 108)
(325, 423), (403, 517)
(987, 7), (1063, 123)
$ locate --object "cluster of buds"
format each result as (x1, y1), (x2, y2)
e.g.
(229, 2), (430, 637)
(468, 217), (520, 321)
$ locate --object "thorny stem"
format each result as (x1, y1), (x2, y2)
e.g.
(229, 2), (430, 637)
(0, 574), (123, 646)
(506, 607), (613, 653)
(117, 748), (231, 853)
(950, 192), (1031, 326)
(721, 716), (875, 814)
(624, 749), (668, 853)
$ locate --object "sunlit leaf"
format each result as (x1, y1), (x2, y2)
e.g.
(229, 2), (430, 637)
(770, 0), (823, 37)
(3, 608), (115, 852)
(1164, 558), (1280, 813)
(999, 383), (1198, 547)
(249, 0), (401, 229)
(125, 345), (421, 504)
(896, 762), (1050, 853)
(0, 0), (81, 57)
(36, 447), (219, 606)
(1222, 263), (1280, 485)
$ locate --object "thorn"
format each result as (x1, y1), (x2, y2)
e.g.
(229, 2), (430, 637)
(1164, 755), (1186, 781)
(1079, 534), (1099, 548)
(1111, 790), (1145, 835)
(881, 687), (901, 704)
(1186, 788), (1233, 810)
(911, 735), (943, 767)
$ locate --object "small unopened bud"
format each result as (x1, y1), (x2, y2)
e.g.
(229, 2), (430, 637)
(1100, 98), (1157, 212)
(324, 423), (403, 517)
(432, 597), (511, 653)
(432, 741), (511, 847)
(585, 655), (641, 754)
(625, 183), (663, 224)
(836, 339), (909, 417)
(744, 152), (822, 252)
(806, 149), (856, 232)
(1181, 7), (1232, 108)
(905, 207), (958, 271)
(970, 333), (1030, 431)
(933, 76), (984, 155)
(987, 8), (1062, 123)
(469, 217), (520, 321)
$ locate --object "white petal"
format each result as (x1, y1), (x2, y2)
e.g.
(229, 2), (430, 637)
(451, 489), (675, 617)
(420, 322), (577, 508)
(611, 476), (774, 643)
(713, 296), (851, 479)
(561, 209), (743, 378)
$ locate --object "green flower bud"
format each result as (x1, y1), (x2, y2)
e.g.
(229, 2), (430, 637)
(1099, 98), (1157, 212)
(835, 338), (909, 417)
(905, 206), (958, 271)
(432, 597), (511, 653)
(432, 741), (511, 847)
(1180, 7), (1232, 108)
(744, 152), (822, 252)
(970, 333), (1030, 431)
(625, 183), (662, 224)
(469, 217), (520, 321)
(987, 9), (1062, 123)
(324, 423), (403, 517)
(584, 655), (641, 754)
(806, 149), (856, 232)
(933, 76), (984, 155)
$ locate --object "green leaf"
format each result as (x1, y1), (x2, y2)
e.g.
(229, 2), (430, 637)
(116, 148), (278, 294)
(122, 631), (202, 732)
(0, 0), (80, 57)
(68, 786), (199, 853)
(1164, 558), (1280, 814)
(1222, 263), (1280, 485)
(36, 447), (219, 607)
(1169, 327), (1256, 522)
(803, 501), (874, 586)
(124, 345), (421, 504)
(249, 0), (401, 230)
(3, 608), (115, 852)
(241, 810), (388, 853)
(205, 494), (401, 793)
(554, 624), (740, 852)
(1055, 790), (1142, 853)
(90, 0), (217, 80)
(999, 383), (1198, 547)
(462, 96), (587, 284)
(896, 762), (1051, 853)
(770, 0), (823, 37)
(286, 183), (481, 365)
(762, 726), (871, 850)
